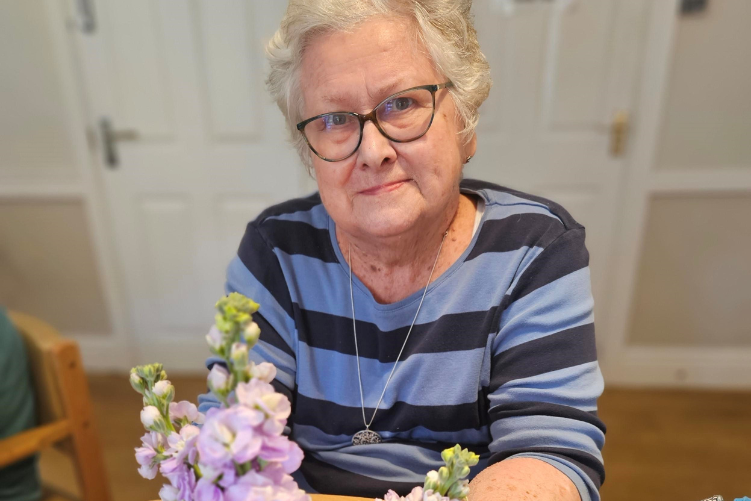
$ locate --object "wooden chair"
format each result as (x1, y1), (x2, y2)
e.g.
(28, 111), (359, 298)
(0, 311), (111, 501)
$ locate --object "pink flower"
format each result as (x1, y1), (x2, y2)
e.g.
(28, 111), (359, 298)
(235, 380), (291, 423)
(170, 401), (205, 425)
(135, 431), (167, 479)
(258, 435), (304, 473)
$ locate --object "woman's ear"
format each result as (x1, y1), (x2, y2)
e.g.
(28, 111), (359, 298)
(464, 132), (477, 163)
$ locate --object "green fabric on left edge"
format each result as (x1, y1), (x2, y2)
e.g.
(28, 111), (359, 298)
(0, 308), (42, 501)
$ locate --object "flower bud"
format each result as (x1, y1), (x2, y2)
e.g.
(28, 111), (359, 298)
(250, 362), (276, 383)
(130, 372), (145, 394)
(423, 470), (441, 492)
(153, 380), (175, 404)
(207, 365), (230, 393)
(140, 405), (165, 431)
(205, 326), (224, 351)
(243, 321), (261, 345)
(230, 342), (249, 369)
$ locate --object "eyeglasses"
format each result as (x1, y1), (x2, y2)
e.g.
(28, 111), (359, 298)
(296, 82), (453, 162)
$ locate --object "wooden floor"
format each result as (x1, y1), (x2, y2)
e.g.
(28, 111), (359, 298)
(40, 375), (751, 501)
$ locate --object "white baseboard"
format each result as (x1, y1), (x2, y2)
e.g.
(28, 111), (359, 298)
(602, 346), (751, 389)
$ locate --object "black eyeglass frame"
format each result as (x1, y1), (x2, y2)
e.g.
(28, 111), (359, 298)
(296, 82), (453, 162)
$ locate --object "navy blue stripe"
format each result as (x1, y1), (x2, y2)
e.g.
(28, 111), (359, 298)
(488, 446), (604, 489)
(294, 393), (487, 436)
(262, 219), (339, 263)
(504, 228), (590, 305)
(294, 306), (497, 361)
(460, 179), (582, 231)
(466, 213), (564, 261)
(256, 192), (322, 221)
(489, 323), (597, 391)
(300, 454), (421, 497)
(488, 401), (606, 434)
(237, 224), (294, 318)
(254, 312), (295, 359)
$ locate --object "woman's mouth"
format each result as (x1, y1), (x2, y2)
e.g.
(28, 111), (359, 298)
(359, 179), (409, 195)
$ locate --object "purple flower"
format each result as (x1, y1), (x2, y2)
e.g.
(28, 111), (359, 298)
(224, 468), (309, 501)
(165, 465), (196, 501)
(194, 478), (224, 501)
(161, 424), (201, 476)
(196, 406), (264, 470)
(135, 431), (167, 479)
(159, 484), (180, 501)
(170, 401), (205, 425)
(258, 435), (304, 473)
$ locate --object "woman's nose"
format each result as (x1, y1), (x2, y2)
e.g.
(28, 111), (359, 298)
(356, 121), (396, 171)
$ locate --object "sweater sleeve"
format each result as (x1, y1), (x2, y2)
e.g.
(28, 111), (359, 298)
(198, 222), (298, 414)
(485, 227), (606, 501)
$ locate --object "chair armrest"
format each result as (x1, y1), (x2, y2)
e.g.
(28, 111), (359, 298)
(0, 420), (71, 467)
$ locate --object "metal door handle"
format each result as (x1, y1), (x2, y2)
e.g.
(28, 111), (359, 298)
(99, 118), (139, 168)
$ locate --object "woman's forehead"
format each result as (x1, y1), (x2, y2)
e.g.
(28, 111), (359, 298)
(299, 17), (438, 113)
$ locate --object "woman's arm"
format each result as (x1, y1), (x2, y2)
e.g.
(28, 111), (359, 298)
(485, 227), (605, 501)
(469, 458), (580, 501)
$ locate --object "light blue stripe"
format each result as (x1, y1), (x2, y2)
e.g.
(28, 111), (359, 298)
(487, 361), (603, 411)
(225, 255), (297, 350)
(265, 204), (329, 230)
(495, 267), (594, 354)
(276, 247), (532, 329)
(510, 453), (597, 501)
(489, 415), (604, 459)
(292, 423), (491, 451)
(505, 245), (545, 296)
(297, 343), (485, 408)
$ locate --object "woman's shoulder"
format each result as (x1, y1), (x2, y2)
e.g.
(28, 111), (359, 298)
(238, 192), (335, 261)
(461, 179), (586, 256)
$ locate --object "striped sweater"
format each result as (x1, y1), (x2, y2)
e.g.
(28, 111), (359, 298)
(198, 179), (606, 501)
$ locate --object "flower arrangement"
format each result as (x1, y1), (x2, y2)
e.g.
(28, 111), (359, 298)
(131, 292), (478, 501)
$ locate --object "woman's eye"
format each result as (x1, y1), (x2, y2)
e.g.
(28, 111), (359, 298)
(324, 114), (349, 128)
(385, 97), (413, 113)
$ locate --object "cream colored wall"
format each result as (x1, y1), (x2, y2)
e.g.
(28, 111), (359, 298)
(0, 200), (112, 334)
(0, 1), (111, 335)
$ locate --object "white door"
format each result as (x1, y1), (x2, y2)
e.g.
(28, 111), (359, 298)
(69, 0), (306, 369)
(67, 0), (666, 372)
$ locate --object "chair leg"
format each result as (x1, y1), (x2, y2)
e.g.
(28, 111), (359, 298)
(53, 341), (112, 501)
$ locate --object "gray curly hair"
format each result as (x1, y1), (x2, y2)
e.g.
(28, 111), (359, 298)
(265, 0), (492, 170)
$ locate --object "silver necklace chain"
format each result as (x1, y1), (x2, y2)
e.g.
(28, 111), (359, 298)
(348, 230), (448, 444)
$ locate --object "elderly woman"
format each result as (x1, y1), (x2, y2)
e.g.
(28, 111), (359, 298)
(200, 1), (605, 500)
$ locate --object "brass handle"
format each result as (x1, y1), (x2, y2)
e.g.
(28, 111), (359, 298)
(99, 118), (139, 168)
(610, 110), (629, 157)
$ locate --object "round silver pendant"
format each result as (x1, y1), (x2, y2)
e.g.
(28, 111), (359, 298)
(352, 429), (382, 445)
